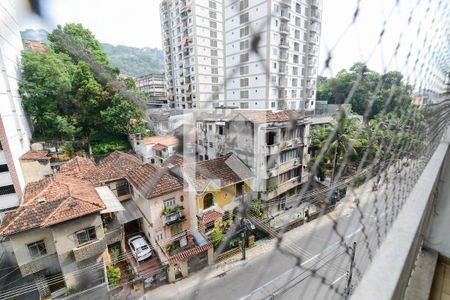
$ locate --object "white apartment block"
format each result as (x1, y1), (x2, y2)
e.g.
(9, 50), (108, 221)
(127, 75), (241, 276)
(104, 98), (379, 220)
(224, 0), (321, 111)
(0, 1), (32, 210)
(160, 0), (321, 111)
(160, 0), (226, 109)
(135, 73), (168, 107)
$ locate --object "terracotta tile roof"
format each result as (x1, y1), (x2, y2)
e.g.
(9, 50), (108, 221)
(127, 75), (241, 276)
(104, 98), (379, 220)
(198, 210), (224, 224)
(184, 153), (254, 192)
(20, 150), (51, 161)
(163, 154), (186, 168)
(127, 164), (183, 199)
(58, 156), (97, 181)
(153, 143), (167, 151)
(94, 151), (142, 183)
(168, 242), (212, 264)
(227, 110), (302, 124)
(141, 135), (178, 146)
(0, 175), (105, 236)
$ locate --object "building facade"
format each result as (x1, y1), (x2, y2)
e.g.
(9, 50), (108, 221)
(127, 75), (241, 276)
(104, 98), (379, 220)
(224, 0), (321, 111)
(195, 110), (310, 216)
(0, 1), (32, 210)
(160, 0), (322, 111)
(135, 73), (168, 107)
(160, 0), (226, 109)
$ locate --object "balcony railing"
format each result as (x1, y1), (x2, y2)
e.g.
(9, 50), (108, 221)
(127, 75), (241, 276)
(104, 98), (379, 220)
(162, 210), (186, 225)
(19, 253), (59, 277)
(73, 238), (107, 262)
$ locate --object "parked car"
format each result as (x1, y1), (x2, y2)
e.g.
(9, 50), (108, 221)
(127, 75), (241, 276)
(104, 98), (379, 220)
(128, 235), (152, 262)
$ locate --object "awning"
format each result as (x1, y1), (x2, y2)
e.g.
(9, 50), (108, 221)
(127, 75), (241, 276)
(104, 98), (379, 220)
(96, 186), (125, 214)
(117, 199), (143, 224)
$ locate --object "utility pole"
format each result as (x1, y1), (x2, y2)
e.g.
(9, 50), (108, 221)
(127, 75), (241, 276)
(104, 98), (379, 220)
(241, 218), (247, 260)
(344, 242), (357, 299)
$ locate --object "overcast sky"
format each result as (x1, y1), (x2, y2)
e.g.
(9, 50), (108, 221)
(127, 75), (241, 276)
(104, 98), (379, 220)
(18, 0), (445, 85)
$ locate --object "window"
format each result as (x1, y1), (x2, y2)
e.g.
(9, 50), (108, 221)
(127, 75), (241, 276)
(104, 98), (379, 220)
(209, 0), (216, 9)
(210, 20), (217, 28)
(266, 132), (276, 145)
(116, 181), (130, 197)
(240, 53), (249, 63)
(210, 40), (218, 47)
(28, 240), (47, 258)
(280, 168), (301, 183)
(210, 31), (217, 38)
(240, 90), (249, 99)
(240, 26), (249, 37)
(296, 3), (302, 14)
(171, 223), (183, 236)
(292, 90), (297, 98)
(212, 67), (219, 74)
(218, 126), (224, 135)
(0, 184), (14, 196)
(212, 76), (219, 83)
(240, 12), (249, 24)
(240, 65), (249, 75)
(76, 227), (97, 245)
(240, 78), (249, 87)
(292, 78), (298, 86)
(211, 58), (218, 65)
(293, 54), (299, 63)
(211, 49), (218, 56)
(209, 11), (217, 19)
(164, 198), (176, 209)
(293, 66), (299, 75)
(0, 164), (8, 172)
(240, 0), (249, 10)
(240, 102), (249, 108)
(295, 16), (301, 26)
(294, 42), (300, 51)
(295, 29), (300, 39)
(240, 40), (249, 50)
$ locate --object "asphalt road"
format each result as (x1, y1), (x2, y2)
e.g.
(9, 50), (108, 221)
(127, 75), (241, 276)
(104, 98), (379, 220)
(142, 163), (418, 300)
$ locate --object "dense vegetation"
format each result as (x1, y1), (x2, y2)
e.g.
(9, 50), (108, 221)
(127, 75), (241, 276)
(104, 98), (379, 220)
(316, 63), (413, 119)
(19, 23), (148, 155)
(102, 43), (164, 77)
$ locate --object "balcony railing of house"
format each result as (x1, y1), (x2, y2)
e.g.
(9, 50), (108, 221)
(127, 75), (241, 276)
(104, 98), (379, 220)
(19, 253), (59, 277)
(73, 238), (107, 263)
(162, 210), (186, 226)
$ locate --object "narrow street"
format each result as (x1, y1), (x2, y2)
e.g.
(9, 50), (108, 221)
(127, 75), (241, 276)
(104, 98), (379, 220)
(140, 169), (403, 300)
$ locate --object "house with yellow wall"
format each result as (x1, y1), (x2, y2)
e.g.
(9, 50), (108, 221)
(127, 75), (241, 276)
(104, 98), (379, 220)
(181, 153), (254, 235)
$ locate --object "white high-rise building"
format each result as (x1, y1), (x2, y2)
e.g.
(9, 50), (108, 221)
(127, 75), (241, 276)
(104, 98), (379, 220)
(0, 1), (32, 210)
(160, 0), (226, 109)
(160, 0), (321, 111)
(224, 0), (321, 111)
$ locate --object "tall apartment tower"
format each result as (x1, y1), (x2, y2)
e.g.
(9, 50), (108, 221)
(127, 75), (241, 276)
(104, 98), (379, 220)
(224, 0), (321, 111)
(160, 0), (321, 112)
(160, 0), (226, 109)
(0, 2), (32, 210)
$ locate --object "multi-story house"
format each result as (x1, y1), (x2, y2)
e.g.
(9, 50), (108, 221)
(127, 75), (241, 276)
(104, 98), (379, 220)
(160, 0), (225, 109)
(130, 135), (179, 164)
(0, 175), (125, 297)
(195, 109), (310, 216)
(169, 153), (254, 235)
(127, 163), (213, 282)
(160, 0), (322, 111)
(135, 73), (168, 108)
(224, 0), (321, 111)
(0, 1), (32, 210)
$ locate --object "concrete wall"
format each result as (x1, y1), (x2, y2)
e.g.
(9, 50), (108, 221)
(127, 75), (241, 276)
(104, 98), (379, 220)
(9, 228), (56, 267)
(425, 147), (450, 258)
(20, 160), (52, 184)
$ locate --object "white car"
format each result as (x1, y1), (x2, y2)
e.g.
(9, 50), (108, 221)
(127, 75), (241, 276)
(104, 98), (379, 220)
(128, 235), (152, 262)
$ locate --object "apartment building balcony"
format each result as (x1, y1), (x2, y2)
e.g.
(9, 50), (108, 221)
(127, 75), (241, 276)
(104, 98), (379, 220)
(180, 4), (191, 14)
(279, 52), (289, 62)
(266, 144), (280, 156)
(267, 158), (302, 178)
(162, 208), (186, 226)
(311, 10), (321, 21)
(280, 24), (289, 34)
(278, 89), (288, 100)
(308, 57), (318, 66)
(310, 22), (320, 32)
(277, 100), (288, 110)
(73, 238), (107, 262)
(279, 40), (289, 49)
(19, 253), (59, 277)
(310, 0), (320, 7)
(280, 0), (291, 7)
(309, 34), (319, 44)
(280, 10), (290, 21)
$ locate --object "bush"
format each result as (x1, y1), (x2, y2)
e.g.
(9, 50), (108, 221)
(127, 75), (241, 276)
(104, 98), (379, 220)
(107, 265), (121, 287)
(91, 138), (130, 155)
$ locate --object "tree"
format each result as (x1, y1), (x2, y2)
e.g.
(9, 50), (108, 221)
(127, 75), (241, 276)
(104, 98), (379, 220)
(20, 23), (147, 155)
(211, 227), (225, 247)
